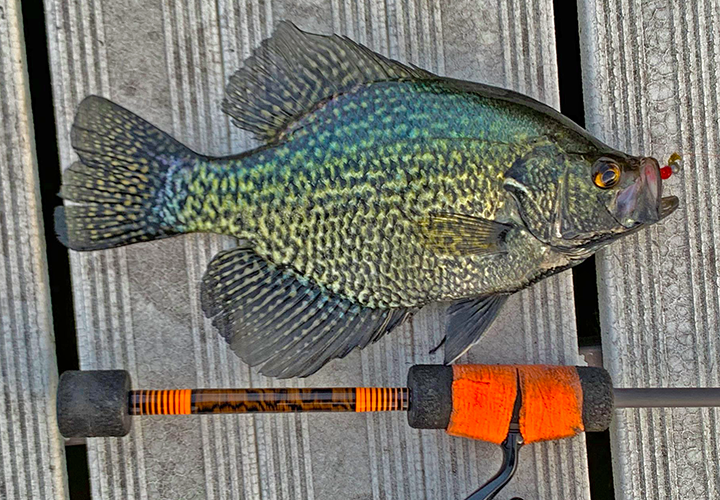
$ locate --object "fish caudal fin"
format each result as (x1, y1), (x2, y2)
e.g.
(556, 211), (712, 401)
(56, 95), (197, 251)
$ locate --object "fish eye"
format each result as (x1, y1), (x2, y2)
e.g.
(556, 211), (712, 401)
(592, 159), (621, 189)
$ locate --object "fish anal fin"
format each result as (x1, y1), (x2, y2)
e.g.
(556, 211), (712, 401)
(222, 21), (435, 142)
(443, 294), (508, 363)
(201, 245), (410, 378)
(419, 213), (512, 256)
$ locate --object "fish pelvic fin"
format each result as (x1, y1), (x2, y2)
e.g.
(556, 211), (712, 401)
(222, 21), (434, 143)
(56, 96), (198, 251)
(443, 294), (508, 363)
(201, 244), (412, 378)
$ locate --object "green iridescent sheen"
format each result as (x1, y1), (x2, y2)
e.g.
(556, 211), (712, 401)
(164, 80), (606, 309)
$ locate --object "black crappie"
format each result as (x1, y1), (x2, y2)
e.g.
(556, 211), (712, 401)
(56, 22), (679, 378)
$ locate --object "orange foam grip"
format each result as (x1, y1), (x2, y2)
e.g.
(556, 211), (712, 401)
(518, 365), (584, 443)
(446, 365), (584, 444)
(446, 365), (518, 444)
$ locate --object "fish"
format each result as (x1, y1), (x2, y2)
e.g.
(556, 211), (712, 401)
(55, 21), (679, 378)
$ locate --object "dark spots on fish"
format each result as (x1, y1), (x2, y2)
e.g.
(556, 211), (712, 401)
(175, 77), (590, 309)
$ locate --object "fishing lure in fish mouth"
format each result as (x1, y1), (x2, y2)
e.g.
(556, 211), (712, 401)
(660, 153), (683, 180)
(54, 21), (680, 378)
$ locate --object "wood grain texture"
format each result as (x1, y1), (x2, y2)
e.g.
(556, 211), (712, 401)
(0, 0), (69, 498)
(579, 0), (720, 498)
(44, 0), (589, 497)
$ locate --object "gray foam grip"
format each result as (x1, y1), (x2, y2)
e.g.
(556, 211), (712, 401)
(577, 366), (614, 432)
(57, 370), (132, 438)
(406, 364), (453, 429)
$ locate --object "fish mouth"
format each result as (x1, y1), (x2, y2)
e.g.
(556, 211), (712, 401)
(614, 157), (678, 227)
(659, 195), (679, 220)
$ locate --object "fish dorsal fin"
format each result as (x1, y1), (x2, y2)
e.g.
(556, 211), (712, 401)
(418, 213), (512, 256)
(223, 21), (435, 142)
(201, 244), (412, 378)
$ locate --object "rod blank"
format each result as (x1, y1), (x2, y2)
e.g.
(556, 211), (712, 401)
(614, 387), (720, 408)
(128, 387), (410, 415)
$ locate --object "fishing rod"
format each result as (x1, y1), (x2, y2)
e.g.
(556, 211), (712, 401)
(57, 364), (720, 500)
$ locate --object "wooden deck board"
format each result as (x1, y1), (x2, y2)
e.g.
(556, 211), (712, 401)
(0, 0), (69, 498)
(580, 0), (720, 498)
(44, 1), (590, 498)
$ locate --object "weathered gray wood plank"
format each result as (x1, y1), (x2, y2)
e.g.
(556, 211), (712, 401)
(0, 0), (69, 498)
(45, 0), (589, 498)
(580, 0), (720, 498)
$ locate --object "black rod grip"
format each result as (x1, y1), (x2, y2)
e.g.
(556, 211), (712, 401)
(57, 370), (132, 438)
(406, 364), (453, 429)
(577, 366), (614, 432)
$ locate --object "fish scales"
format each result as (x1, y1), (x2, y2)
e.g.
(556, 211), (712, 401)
(167, 81), (548, 308)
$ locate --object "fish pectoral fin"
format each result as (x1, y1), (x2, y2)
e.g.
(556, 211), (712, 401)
(418, 213), (512, 256)
(201, 244), (412, 378)
(442, 294), (508, 363)
(222, 21), (434, 142)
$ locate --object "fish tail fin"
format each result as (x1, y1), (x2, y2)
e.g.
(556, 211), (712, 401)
(57, 95), (197, 251)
